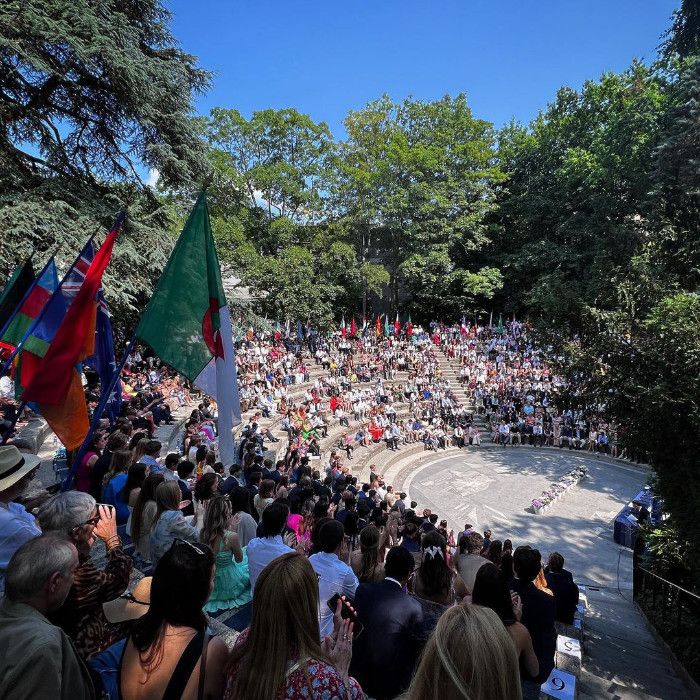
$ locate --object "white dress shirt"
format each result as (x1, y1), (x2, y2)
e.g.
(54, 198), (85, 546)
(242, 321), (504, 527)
(247, 535), (294, 591)
(309, 551), (359, 638)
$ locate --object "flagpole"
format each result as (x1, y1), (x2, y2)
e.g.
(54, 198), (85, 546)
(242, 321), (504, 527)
(62, 333), (136, 490)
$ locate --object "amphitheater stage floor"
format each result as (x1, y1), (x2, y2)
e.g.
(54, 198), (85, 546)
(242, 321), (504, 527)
(390, 447), (650, 589)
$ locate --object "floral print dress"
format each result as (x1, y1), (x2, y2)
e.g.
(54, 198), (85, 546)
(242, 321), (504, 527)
(224, 630), (364, 700)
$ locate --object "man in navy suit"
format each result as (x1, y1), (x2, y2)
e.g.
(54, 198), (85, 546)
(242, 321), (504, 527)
(350, 546), (423, 700)
(544, 552), (579, 624)
(511, 546), (557, 683)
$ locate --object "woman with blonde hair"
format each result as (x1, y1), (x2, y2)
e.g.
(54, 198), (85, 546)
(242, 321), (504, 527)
(350, 524), (385, 583)
(131, 436), (150, 466)
(224, 552), (364, 700)
(406, 604), (522, 700)
(149, 481), (200, 566)
(129, 473), (164, 561)
(199, 495), (251, 612)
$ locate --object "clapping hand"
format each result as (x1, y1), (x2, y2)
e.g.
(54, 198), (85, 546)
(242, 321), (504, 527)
(511, 592), (523, 621)
(323, 598), (354, 678)
(283, 530), (297, 548)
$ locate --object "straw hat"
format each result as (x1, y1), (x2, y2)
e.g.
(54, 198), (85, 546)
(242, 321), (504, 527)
(0, 445), (41, 492)
(103, 577), (152, 624)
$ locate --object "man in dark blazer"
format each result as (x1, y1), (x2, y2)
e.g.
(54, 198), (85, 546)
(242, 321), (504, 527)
(350, 546), (424, 700)
(544, 552), (580, 624)
(510, 546), (557, 683)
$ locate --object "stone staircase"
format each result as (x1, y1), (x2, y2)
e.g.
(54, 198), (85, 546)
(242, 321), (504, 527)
(434, 346), (491, 441)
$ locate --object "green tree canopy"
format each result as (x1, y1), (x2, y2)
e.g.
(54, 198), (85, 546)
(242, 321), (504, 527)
(206, 107), (333, 225)
(0, 0), (211, 325)
(331, 94), (505, 318)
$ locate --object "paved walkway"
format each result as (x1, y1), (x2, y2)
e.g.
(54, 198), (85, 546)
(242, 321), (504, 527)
(579, 586), (693, 699)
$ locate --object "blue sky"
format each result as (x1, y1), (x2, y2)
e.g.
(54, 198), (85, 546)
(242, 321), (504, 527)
(167, 0), (679, 138)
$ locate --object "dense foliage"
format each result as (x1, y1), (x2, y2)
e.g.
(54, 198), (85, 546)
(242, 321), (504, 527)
(0, 0), (209, 321)
(490, 38), (700, 583)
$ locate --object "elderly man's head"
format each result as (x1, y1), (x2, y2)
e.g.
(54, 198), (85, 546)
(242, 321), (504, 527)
(5, 534), (78, 612)
(38, 491), (98, 555)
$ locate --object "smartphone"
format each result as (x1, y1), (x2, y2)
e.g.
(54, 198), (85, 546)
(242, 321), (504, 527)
(327, 593), (364, 636)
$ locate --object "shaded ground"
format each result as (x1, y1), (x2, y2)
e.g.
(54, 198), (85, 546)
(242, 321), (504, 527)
(394, 448), (650, 588)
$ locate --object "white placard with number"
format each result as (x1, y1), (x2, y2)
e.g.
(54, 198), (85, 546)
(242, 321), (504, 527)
(557, 635), (582, 660)
(541, 668), (577, 700)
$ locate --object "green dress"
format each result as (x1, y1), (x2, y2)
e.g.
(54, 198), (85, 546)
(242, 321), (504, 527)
(204, 534), (252, 613)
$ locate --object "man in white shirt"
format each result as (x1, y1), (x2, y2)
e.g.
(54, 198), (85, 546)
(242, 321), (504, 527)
(247, 502), (295, 591)
(309, 520), (359, 638)
(498, 420), (510, 446)
(453, 424), (465, 448)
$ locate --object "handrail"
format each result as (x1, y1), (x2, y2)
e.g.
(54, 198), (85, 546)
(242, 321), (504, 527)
(636, 566), (700, 601)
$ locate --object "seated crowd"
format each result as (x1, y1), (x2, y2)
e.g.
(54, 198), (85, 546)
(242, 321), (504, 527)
(232, 320), (624, 469)
(438, 320), (624, 455)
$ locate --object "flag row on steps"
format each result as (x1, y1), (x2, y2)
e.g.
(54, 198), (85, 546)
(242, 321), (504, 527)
(340, 313), (413, 338)
(0, 192), (241, 482)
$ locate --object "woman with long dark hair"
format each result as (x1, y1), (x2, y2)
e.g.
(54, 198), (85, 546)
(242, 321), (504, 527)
(120, 540), (228, 699)
(229, 486), (257, 547)
(193, 472), (219, 506)
(409, 530), (468, 644)
(350, 524), (385, 583)
(471, 563), (539, 679)
(487, 539), (503, 567)
(410, 530), (468, 605)
(75, 430), (107, 493)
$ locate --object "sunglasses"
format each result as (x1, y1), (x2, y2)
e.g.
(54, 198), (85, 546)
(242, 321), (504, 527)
(72, 513), (101, 532)
(119, 592), (149, 606)
(173, 538), (205, 555)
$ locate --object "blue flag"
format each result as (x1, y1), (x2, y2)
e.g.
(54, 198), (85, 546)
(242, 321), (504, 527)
(84, 291), (122, 422)
(297, 319), (303, 340)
